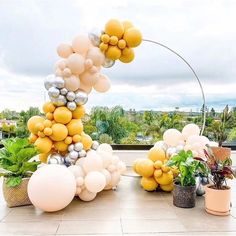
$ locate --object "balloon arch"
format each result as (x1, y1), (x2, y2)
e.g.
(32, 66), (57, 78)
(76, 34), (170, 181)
(26, 19), (207, 211)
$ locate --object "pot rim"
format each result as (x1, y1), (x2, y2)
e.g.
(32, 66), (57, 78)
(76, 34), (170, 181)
(174, 182), (196, 188)
(210, 146), (231, 151)
(205, 184), (231, 191)
(3, 177), (31, 181)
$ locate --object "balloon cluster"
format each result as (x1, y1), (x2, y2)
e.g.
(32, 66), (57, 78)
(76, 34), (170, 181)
(68, 144), (126, 201)
(159, 123), (210, 158)
(99, 19), (142, 63)
(133, 148), (178, 192)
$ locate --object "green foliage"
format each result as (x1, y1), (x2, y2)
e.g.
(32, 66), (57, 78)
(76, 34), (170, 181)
(0, 138), (39, 187)
(228, 128), (236, 142)
(167, 150), (208, 187)
(99, 134), (113, 144)
(83, 125), (97, 136)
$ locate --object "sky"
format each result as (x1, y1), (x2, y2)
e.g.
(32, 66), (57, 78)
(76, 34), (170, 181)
(0, 0), (236, 112)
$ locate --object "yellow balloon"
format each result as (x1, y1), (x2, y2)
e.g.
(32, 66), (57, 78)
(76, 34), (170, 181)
(154, 160), (163, 169)
(122, 20), (133, 31)
(39, 152), (50, 163)
(160, 183), (174, 192)
(101, 34), (110, 44)
(53, 107), (72, 124)
(136, 159), (154, 177)
(109, 36), (118, 46)
(72, 105), (85, 119)
(72, 134), (82, 143)
(81, 134), (92, 150)
(154, 169), (163, 178)
(105, 19), (124, 39)
(140, 177), (158, 191)
(35, 137), (52, 153)
(123, 27), (142, 47)
(35, 123), (44, 132)
(50, 123), (68, 141)
(27, 116), (44, 134)
(161, 165), (171, 173)
(154, 171), (173, 186)
(46, 112), (53, 120)
(64, 136), (72, 145)
(117, 39), (126, 49)
(148, 147), (166, 162)
(43, 102), (55, 113)
(38, 131), (45, 138)
(43, 127), (52, 136)
(54, 141), (68, 152)
(132, 158), (143, 173)
(29, 133), (38, 143)
(119, 48), (135, 63)
(43, 119), (52, 128)
(105, 46), (121, 60)
(66, 119), (83, 136)
(99, 42), (109, 52)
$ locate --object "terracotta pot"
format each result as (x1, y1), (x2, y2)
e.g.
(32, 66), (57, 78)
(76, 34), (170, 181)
(3, 177), (32, 207)
(205, 184), (231, 216)
(211, 146), (231, 161)
(173, 183), (196, 208)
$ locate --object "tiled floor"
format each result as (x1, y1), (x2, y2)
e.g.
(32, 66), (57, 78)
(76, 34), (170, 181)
(0, 171), (236, 235)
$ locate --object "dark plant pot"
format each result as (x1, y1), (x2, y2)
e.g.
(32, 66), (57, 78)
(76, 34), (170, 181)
(173, 182), (196, 208)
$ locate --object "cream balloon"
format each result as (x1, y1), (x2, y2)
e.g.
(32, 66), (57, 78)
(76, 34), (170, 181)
(182, 124), (200, 140)
(79, 71), (99, 87)
(27, 165), (76, 212)
(110, 171), (121, 188)
(68, 165), (84, 178)
(75, 157), (86, 166)
(93, 74), (111, 93)
(76, 177), (84, 186)
(101, 169), (112, 185)
(163, 129), (182, 147)
(99, 151), (112, 168)
(72, 35), (91, 55)
(64, 75), (80, 92)
(57, 43), (73, 58)
(86, 47), (105, 66)
(67, 53), (85, 75)
(84, 171), (106, 193)
(82, 153), (103, 173)
(78, 189), (97, 201)
(97, 143), (113, 155)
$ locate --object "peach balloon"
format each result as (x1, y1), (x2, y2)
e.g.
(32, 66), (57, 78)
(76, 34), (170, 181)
(64, 75), (80, 91)
(72, 35), (91, 55)
(27, 165), (76, 212)
(163, 129), (182, 147)
(182, 124), (200, 140)
(63, 68), (72, 77)
(84, 171), (106, 193)
(84, 59), (93, 69)
(83, 153), (103, 173)
(78, 82), (92, 94)
(55, 60), (67, 70)
(93, 74), (111, 93)
(78, 189), (97, 202)
(86, 47), (105, 67)
(57, 43), (73, 58)
(79, 71), (99, 87)
(67, 53), (85, 75)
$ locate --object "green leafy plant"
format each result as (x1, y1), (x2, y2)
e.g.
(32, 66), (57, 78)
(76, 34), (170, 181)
(0, 138), (39, 187)
(167, 150), (208, 187)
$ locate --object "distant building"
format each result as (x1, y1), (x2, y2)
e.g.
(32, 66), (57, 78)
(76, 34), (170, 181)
(0, 119), (17, 128)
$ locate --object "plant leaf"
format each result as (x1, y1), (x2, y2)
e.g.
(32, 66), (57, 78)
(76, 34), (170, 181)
(5, 176), (22, 187)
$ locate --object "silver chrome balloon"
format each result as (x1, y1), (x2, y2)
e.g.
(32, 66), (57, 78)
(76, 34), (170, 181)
(91, 141), (99, 150)
(47, 154), (64, 165)
(102, 58), (115, 68)
(48, 87), (60, 98)
(176, 145), (184, 152)
(60, 88), (68, 95)
(54, 77), (65, 89)
(75, 91), (88, 105)
(88, 28), (102, 46)
(68, 144), (75, 152)
(74, 142), (83, 152)
(67, 101), (77, 111)
(69, 151), (79, 160)
(66, 91), (76, 101)
(78, 150), (87, 157)
(44, 74), (55, 90)
(51, 95), (67, 106)
(166, 147), (177, 158)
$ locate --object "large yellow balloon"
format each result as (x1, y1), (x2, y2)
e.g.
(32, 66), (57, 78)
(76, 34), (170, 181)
(43, 102), (55, 113)
(122, 20), (133, 31)
(66, 119), (83, 136)
(135, 159), (154, 177)
(53, 107), (72, 124)
(160, 183), (174, 192)
(119, 48), (134, 63)
(105, 46), (121, 60)
(154, 171), (173, 186)
(27, 116), (45, 134)
(105, 19), (124, 39)
(123, 27), (142, 47)
(54, 141), (68, 152)
(141, 177), (158, 191)
(35, 137), (52, 153)
(72, 106), (85, 119)
(148, 147), (166, 162)
(50, 123), (68, 141)
(81, 134), (92, 150)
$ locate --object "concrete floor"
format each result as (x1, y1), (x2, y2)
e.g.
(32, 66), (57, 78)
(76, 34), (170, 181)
(0, 172), (236, 235)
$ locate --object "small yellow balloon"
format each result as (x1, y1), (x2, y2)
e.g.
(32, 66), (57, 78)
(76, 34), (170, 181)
(101, 34), (110, 43)
(72, 105), (85, 119)
(140, 177), (158, 191)
(119, 48), (135, 63)
(29, 133), (38, 143)
(154, 160), (163, 169)
(27, 116), (44, 134)
(154, 169), (163, 178)
(43, 102), (55, 113)
(109, 36), (118, 46)
(160, 183), (174, 192)
(105, 19), (124, 39)
(66, 119), (83, 136)
(105, 46), (121, 60)
(72, 134), (82, 143)
(122, 20), (133, 31)
(43, 127), (53, 136)
(123, 27), (142, 47)
(64, 136), (72, 145)
(39, 152), (50, 163)
(35, 137), (52, 153)
(154, 171), (173, 186)
(53, 107), (72, 124)
(50, 123), (68, 141)
(46, 112), (53, 120)
(54, 141), (68, 152)
(43, 119), (52, 128)
(161, 165), (171, 173)
(99, 42), (109, 52)
(35, 123), (44, 132)
(38, 131), (46, 138)
(148, 147), (166, 162)
(135, 159), (154, 177)
(81, 134), (92, 150)
(117, 39), (126, 49)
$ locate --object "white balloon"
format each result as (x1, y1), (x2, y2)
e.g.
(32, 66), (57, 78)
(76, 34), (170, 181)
(154, 141), (168, 150)
(76, 187), (82, 195)
(84, 171), (106, 193)
(110, 171), (121, 188)
(163, 129), (182, 147)
(68, 165), (84, 178)
(75, 157), (86, 167)
(76, 177), (84, 186)
(83, 154), (103, 173)
(182, 124), (200, 140)
(107, 164), (116, 173)
(78, 189), (97, 202)
(99, 151), (112, 168)
(97, 143), (113, 155)
(101, 169), (112, 185)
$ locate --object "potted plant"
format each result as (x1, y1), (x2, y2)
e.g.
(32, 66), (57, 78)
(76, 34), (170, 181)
(210, 105), (232, 161)
(167, 150), (207, 208)
(0, 138), (39, 207)
(203, 146), (235, 215)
